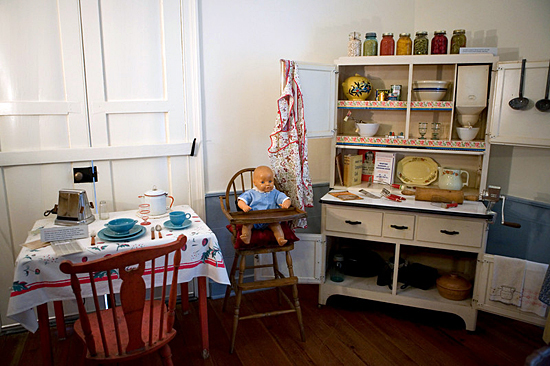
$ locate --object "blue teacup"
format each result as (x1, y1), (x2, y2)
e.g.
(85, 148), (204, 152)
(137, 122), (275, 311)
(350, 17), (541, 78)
(169, 211), (191, 226)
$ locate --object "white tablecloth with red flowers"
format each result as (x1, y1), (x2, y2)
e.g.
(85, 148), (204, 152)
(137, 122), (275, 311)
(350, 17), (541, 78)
(7, 205), (229, 333)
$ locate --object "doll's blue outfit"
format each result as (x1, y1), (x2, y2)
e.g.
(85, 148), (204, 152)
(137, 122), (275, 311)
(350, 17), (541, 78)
(238, 188), (290, 229)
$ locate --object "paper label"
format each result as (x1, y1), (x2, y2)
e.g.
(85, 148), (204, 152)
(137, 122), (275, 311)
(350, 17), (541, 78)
(40, 225), (89, 242)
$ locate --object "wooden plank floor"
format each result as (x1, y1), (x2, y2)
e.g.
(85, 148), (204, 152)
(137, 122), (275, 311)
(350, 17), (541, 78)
(1, 284), (547, 365)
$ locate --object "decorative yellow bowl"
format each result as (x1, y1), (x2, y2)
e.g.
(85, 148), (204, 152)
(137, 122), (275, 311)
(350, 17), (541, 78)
(342, 74), (372, 101)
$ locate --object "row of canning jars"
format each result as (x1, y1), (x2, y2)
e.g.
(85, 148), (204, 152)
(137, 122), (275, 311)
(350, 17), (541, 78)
(349, 30), (466, 56)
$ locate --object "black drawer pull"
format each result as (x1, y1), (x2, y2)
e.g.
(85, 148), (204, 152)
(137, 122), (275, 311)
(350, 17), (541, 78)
(440, 229), (459, 235)
(390, 225), (408, 230)
(345, 220), (362, 225)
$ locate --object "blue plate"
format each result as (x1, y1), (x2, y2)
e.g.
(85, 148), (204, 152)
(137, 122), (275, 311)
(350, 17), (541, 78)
(163, 219), (192, 230)
(97, 226), (146, 242)
(101, 225), (142, 238)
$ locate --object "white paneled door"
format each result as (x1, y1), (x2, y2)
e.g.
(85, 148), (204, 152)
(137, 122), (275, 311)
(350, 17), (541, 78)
(0, 0), (203, 327)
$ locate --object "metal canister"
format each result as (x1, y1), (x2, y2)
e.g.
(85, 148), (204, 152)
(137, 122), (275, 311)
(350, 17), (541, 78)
(376, 89), (390, 101)
(390, 85), (402, 101)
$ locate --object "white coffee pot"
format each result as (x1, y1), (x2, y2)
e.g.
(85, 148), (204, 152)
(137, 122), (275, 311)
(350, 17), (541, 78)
(139, 186), (174, 216)
(438, 167), (469, 191)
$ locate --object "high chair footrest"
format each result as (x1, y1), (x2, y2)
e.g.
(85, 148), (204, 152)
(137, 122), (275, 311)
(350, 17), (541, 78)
(238, 276), (298, 291)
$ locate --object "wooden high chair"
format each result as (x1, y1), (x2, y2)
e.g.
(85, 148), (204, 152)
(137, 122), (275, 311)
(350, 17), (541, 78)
(60, 235), (186, 365)
(219, 168), (307, 353)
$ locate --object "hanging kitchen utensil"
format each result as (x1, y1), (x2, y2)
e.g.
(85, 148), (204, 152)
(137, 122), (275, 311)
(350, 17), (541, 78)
(501, 195), (521, 228)
(508, 59), (530, 110)
(535, 60), (550, 112)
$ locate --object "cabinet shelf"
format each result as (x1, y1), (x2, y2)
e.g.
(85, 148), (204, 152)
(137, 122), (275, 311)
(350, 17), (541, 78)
(336, 135), (486, 152)
(338, 100), (453, 111)
(322, 274), (472, 308)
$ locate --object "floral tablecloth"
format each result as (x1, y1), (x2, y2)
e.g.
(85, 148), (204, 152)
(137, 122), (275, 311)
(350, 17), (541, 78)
(7, 205), (229, 333)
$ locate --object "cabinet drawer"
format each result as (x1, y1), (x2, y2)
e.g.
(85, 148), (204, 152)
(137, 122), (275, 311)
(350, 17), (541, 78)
(416, 216), (485, 247)
(325, 206), (383, 236)
(383, 213), (415, 240)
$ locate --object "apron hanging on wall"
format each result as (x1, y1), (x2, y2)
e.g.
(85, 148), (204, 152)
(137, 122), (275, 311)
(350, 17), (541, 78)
(268, 59), (313, 228)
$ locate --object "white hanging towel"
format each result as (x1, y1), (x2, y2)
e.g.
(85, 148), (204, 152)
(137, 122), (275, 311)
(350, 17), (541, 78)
(520, 261), (548, 317)
(268, 60), (313, 228)
(490, 255), (526, 306)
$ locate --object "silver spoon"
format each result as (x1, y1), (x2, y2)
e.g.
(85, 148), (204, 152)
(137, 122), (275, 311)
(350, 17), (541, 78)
(509, 59), (530, 110)
(155, 224), (163, 239)
(535, 60), (550, 112)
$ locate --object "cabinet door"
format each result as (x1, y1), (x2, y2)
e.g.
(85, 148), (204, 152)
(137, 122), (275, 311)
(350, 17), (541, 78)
(475, 254), (546, 326)
(291, 62), (337, 138)
(490, 60), (550, 148)
(255, 233), (325, 284)
(80, 0), (201, 213)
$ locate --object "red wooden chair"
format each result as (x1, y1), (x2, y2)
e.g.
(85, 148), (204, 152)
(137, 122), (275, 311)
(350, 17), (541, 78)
(59, 235), (186, 365)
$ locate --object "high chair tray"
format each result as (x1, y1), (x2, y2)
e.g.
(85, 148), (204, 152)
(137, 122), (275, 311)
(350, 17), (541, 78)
(226, 207), (306, 225)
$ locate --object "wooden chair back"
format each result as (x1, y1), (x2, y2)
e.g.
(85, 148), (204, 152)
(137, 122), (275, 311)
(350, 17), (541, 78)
(59, 235), (186, 362)
(221, 167), (255, 213)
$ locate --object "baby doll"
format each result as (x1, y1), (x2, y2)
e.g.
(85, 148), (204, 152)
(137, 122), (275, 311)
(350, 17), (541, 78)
(237, 165), (291, 246)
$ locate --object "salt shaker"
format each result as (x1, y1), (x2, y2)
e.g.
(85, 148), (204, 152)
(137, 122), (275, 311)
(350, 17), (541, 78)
(99, 200), (109, 220)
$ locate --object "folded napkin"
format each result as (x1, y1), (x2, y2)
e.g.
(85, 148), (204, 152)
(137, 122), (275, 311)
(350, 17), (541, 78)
(520, 261), (548, 317)
(490, 255), (526, 306)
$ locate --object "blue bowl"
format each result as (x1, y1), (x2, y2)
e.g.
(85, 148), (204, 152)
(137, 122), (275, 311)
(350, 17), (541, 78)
(105, 218), (138, 234)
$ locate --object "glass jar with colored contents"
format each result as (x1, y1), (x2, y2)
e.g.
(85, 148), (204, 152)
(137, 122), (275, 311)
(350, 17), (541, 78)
(413, 31), (429, 55)
(330, 254), (345, 282)
(431, 30), (448, 54)
(380, 32), (395, 56)
(348, 32), (362, 57)
(396, 33), (412, 55)
(450, 29), (467, 54)
(363, 32), (378, 56)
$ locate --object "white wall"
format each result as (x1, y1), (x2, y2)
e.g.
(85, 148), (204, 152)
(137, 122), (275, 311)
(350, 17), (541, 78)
(199, 0), (550, 201)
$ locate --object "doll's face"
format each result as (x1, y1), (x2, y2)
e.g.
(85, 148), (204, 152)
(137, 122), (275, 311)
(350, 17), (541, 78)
(253, 167), (274, 193)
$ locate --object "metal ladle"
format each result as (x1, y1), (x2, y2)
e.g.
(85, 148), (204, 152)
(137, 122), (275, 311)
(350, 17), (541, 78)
(535, 60), (550, 112)
(509, 59), (530, 110)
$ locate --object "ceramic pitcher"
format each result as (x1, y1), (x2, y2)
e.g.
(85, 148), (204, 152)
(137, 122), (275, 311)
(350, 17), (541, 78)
(438, 167), (469, 190)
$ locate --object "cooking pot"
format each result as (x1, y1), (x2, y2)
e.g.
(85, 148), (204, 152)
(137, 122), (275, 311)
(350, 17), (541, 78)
(436, 273), (472, 301)
(139, 186), (174, 216)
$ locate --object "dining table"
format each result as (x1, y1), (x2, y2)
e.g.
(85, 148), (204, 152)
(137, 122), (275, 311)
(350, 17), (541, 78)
(7, 205), (230, 365)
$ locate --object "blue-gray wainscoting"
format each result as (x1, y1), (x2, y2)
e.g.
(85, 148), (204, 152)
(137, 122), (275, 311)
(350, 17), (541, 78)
(486, 196), (550, 264)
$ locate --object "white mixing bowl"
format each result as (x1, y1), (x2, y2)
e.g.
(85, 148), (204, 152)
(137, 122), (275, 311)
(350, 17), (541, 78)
(355, 122), (379, 137)
(456, 127), (480, 141)
(413, 80), (450, 101)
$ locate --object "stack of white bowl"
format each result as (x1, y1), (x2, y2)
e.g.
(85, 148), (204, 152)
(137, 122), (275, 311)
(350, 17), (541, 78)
(412, 80), (450, 101)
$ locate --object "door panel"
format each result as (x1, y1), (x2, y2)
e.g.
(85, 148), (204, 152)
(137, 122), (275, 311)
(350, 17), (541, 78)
(476, 254), (546, 326)
(0, 0), (204, 328)
(291, 63), (337, 139)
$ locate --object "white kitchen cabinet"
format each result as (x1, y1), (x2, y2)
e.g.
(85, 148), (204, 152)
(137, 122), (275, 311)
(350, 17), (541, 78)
(319, 200), (490, 331)
(293, 54), (546, 330)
